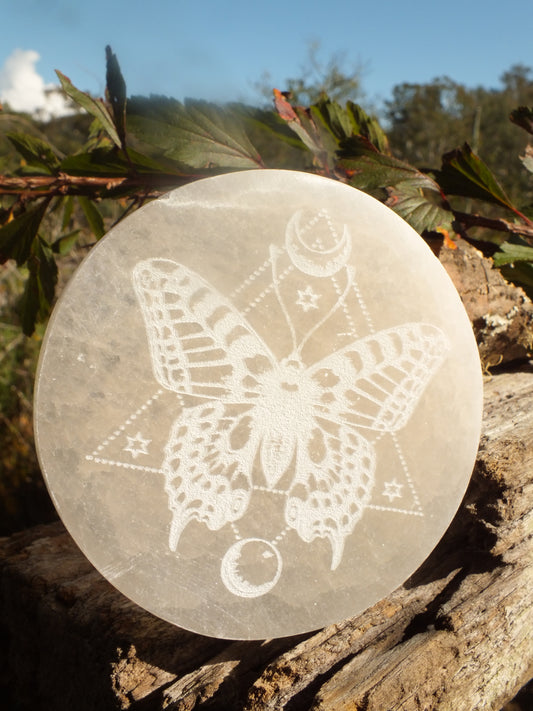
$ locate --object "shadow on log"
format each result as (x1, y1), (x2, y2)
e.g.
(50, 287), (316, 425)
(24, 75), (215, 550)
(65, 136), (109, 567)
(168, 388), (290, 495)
(1, 239), (532, 710)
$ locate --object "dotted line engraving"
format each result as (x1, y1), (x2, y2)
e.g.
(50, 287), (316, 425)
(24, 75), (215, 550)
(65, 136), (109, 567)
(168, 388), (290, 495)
(366, 504), (424, 516)
(230, 256), (277, 298)
(252, 485), (287, 496)
(85, 456), (163, 474)
(331, 273), (358, 339)
(273, 526), (291, 544)
(241, 264), (294, 315)
(89, 389), (164, 456)
(391, 432), (423, 513)
(352, 281), (374, 332)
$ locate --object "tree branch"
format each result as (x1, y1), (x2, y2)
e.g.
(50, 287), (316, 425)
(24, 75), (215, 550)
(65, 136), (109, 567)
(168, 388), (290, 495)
(0, 172), (197, 201)
(453, 209), (533, 242)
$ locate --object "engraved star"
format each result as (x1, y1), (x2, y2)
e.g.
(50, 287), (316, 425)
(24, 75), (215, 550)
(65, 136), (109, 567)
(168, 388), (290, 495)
(124, 432), (151, 459)
(382, 479), (403, 502)
(296, 285), (320, 312)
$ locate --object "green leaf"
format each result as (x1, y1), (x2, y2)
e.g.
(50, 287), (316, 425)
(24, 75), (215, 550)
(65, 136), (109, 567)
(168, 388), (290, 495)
(19, 237), (58, 336)
(0, 200), (49, 265)
(56, 70), (121, 148)
(237, 105), (304, 147)
(312, 98), (389, 153)
(510, 106), (533, 135)
(7, 132), (61, 173)
(492, 240), (533, 266)
(51, 229), (80, 255)
(385, 183), (453, 235)
(345, 102), (389, 154)
(272, 91), (339, 171)
(437, 144), (518, 214)
(105, 46), (127, 149)
(78, 197), (105, 239)
(313, 98), (354, 140)
(339, 137), (422, 189)
(127, 97), (263, 170)
(60, 146), (176, 176)
(272, 93), (390, 174)
(61, 196), (74, 231)
(500, 261), (533, 300)
(227, 105), (308, 171)
(338, 139), (452, 234)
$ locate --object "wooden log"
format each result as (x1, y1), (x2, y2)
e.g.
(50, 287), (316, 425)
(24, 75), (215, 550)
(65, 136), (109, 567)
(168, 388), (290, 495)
(438, 239), (533, 366)
(1, 366), (532, 710)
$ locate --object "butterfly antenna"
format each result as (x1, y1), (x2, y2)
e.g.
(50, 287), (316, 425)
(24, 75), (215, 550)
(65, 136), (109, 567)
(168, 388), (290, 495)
(297, 266), (355, 356)
(270, 244), (298, 354)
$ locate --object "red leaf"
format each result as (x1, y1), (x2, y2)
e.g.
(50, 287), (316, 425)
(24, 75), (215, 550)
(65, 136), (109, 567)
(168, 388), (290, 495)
(273, 89), (298, 122)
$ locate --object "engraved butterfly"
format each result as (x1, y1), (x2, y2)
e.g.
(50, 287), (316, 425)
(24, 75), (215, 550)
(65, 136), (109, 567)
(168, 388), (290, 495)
(132, 214), (449, 573)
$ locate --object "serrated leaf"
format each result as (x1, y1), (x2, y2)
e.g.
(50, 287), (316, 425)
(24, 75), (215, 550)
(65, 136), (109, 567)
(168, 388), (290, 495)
(273, 93), (390, 173)
(0, 200), (49, 265)
(7, 132), (61, 173)
(510, 106), (533, 135)
(272, 90), (328, 164)
(19, 236), (58, 335)
(492, 241), (533, 266)
(127, 97), (263, 170)
(338, 139), (451, 233)
(78, 196), (105, 238)
(236, 105), (307, 151)
(56, 70), (121, 148)
(386, 182), (453, 235)
(339, 137), (423, 190)
(437, 144), (518, 214)
(345, 102), (389, 154)
(105, 46), (127, 149)
(309, 104), (345, 159)
(60, 146), (174, 176)
(312, 98), (353, 141)
(273, 89), (298, 122)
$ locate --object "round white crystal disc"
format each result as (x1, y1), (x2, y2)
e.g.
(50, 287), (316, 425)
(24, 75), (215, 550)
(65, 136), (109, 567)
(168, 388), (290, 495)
(34, 170), (482, 639)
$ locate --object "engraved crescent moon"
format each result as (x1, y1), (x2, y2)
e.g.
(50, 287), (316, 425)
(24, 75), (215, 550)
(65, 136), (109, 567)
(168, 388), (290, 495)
(220, 538), (282, 598)
(285, 210), (352, 276)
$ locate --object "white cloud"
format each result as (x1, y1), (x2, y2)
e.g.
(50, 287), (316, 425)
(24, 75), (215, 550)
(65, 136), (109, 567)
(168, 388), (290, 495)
(0, 48), (75, 120)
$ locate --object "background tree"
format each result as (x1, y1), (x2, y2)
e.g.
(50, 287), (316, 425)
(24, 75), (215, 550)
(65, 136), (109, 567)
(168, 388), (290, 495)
(385, 65), (533, 207)
(255, 41), (365, 106)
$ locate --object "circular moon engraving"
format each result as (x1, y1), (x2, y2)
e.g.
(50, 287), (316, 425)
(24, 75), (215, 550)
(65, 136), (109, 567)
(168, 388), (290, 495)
(285, 208), (352, 276)
(220, 539), (282, 598)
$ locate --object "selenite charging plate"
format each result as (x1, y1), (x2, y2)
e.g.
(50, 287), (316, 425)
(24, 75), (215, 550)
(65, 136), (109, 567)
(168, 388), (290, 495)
(34, 170), (483, 640)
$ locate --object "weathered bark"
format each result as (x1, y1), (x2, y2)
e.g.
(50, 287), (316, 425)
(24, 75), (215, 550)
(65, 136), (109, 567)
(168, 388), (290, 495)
(439, 239), (533, 366)
(1, 366), (532, 711)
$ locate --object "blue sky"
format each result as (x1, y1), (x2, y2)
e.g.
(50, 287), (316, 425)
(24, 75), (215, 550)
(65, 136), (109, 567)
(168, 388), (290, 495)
(1, 0), (532, 116)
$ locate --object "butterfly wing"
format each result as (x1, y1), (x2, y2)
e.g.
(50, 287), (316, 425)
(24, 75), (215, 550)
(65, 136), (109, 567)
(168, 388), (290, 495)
(133, 258), (280, 549)
(132, 258), (277, 401)
(286, 420), (375, 570)
(286, 322), (448, 567)
(163, 400), (259, 552)
(309, 322), (449, 432)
